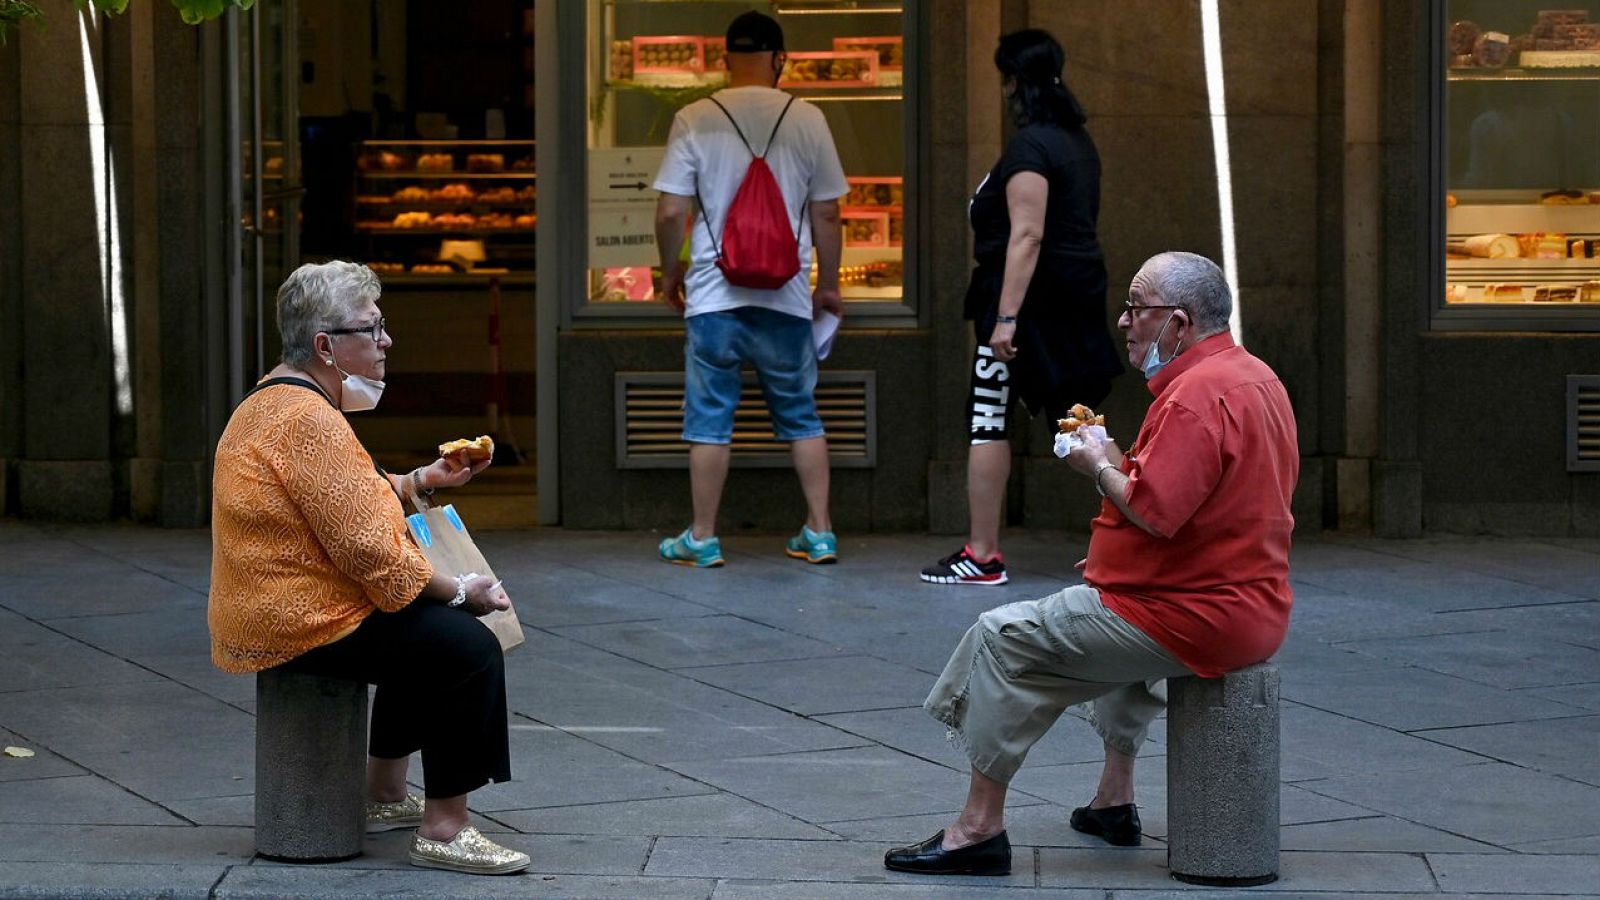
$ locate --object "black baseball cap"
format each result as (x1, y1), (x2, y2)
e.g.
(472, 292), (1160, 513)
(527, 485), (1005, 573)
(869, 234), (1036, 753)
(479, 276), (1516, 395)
(726, 10), (784, 53)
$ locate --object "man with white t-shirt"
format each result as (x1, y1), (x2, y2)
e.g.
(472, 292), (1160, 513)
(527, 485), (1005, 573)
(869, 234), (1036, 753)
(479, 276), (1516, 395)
(652, 10), (848, 568)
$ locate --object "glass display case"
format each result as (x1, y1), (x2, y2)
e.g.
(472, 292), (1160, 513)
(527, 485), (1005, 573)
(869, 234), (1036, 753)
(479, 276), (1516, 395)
(354, 139), (537, 281)
(583, 0), (908, 310)
(1442, 1), (1600, 321)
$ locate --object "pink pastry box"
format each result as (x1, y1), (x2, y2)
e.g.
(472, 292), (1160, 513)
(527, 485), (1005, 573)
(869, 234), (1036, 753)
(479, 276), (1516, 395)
(630, 36), (722, 85)
(778, 51), (879, 89)
(842, 210), (891, 248)
(833, 36), (903, 86)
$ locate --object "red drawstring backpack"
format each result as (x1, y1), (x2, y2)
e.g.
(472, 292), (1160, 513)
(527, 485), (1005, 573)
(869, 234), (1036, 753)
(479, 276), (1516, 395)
(695, 95), (805, 290)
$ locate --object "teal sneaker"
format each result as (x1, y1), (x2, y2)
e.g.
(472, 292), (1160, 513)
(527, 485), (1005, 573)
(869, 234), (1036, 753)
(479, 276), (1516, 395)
(659, 528), (724, 567)
(785, 526), (838, 564)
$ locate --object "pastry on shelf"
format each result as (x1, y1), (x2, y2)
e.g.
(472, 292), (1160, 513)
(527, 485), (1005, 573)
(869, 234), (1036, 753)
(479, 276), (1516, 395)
(1482, 283), (1526, 301)
(473, 213), (515, 230)
(410, 263), (454, 275)
(393, 186), (430, 203)
(466, 153), (505, 173)
(416, 153), (454, 172)
(1471, 31), (1512, 67)
(1448, 20), (1481, 57)
(431, 183), (475, 202)
(1533, 284), (1578, 302)
(514, 214), (536, 228)
(515, 185), (537, 202)
(610, 40), (634, 81)
(392, 211), (432, 229)
(359, 150), (408, 171)
(1540, 189), (1586, 205)
(477, 186), (518, 204)
(367, 262), (406, 275)
(511, 156), (537, 171)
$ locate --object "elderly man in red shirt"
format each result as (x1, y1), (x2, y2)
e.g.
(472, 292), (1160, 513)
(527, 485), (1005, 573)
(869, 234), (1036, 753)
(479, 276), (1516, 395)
(886, 251), (1299, 877)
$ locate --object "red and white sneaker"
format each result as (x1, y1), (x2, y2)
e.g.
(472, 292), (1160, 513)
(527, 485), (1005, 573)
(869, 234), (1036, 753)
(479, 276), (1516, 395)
(920, 546), (1009, 586)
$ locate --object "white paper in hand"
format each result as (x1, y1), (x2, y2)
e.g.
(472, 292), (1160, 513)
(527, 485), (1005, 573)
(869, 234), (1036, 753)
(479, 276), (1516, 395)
(1053, 424), (1109, 459)
(813, 310), (841, 360)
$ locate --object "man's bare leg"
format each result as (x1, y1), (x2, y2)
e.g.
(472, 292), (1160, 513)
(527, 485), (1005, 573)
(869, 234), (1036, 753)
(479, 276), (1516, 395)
(689, 443), (731, 540)
(791, 435), (832, 533)
(943, 766), (1008, 849)
(1092, 743), (1137, 807)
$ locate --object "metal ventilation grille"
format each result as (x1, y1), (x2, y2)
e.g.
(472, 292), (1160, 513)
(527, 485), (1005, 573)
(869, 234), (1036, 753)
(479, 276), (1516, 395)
(615, 371), (876, 469)
(1570, 376), (1600, 472)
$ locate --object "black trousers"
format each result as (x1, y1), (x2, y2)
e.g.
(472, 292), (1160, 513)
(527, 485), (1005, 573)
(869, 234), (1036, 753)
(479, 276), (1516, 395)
(277, 600), (511, 799)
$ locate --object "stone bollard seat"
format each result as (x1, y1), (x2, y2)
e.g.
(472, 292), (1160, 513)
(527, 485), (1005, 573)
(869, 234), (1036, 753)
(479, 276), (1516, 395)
(254, 669), (368, 862)
(1165, 661), (1280, 886)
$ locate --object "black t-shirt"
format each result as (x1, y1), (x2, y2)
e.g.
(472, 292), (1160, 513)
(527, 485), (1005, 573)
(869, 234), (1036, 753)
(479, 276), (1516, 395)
(968, 122), (1103, 274)
(962, 121), (1124, 408)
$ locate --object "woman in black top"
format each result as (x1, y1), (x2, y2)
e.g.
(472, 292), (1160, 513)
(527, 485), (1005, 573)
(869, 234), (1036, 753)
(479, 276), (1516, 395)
(921, 29), (1123, 587)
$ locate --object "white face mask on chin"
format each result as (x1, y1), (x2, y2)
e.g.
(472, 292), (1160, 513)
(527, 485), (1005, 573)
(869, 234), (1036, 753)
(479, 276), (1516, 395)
(330, 359), (385, 412)
(1140, 312), (1181, 380)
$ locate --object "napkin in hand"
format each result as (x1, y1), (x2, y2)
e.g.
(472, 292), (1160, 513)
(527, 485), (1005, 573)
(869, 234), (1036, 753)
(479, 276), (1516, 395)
(1053, 424), (1109, 459)
(813, 310), (841, 360)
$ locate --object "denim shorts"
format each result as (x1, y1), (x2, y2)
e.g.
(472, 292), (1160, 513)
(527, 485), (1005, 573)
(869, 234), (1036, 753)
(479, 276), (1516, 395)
(683, 306), (824, 444)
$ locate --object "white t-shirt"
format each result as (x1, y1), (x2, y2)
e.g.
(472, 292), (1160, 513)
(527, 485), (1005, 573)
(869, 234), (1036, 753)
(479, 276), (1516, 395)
(653, 86), (848, 320)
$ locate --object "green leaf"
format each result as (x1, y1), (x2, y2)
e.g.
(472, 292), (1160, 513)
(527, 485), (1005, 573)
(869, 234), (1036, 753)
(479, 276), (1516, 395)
(172, 0), (228, 24)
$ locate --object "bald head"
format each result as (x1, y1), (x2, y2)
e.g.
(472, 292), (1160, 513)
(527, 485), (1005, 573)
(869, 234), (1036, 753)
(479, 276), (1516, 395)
(1139, 252), (1232, 336)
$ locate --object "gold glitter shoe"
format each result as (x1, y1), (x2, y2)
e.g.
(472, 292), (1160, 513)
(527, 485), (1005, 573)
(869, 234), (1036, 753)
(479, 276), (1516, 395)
(365, 793), (425, 834)
(408, 825), (530, 875)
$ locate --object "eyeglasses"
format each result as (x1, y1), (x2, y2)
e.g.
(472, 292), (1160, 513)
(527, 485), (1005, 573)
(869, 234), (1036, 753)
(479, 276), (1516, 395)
(325, 317), (386, 343)
(1121, 301), (1185, 316)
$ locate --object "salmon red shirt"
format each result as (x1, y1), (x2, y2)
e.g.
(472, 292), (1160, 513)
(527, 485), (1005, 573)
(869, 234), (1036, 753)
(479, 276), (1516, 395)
(1084, 332), (1299, 677)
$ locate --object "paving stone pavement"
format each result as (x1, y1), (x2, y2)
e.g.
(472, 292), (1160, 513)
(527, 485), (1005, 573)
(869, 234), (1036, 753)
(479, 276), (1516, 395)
(0, 520), (1597, 898)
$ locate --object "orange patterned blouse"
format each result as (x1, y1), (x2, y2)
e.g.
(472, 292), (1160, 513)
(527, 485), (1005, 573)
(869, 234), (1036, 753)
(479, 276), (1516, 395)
(208, 381), (433, 673)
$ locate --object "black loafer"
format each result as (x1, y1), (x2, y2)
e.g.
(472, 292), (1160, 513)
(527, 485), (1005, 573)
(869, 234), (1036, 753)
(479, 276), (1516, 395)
(1069, 802), (1141, 846)
(883, 829), (1010, 876)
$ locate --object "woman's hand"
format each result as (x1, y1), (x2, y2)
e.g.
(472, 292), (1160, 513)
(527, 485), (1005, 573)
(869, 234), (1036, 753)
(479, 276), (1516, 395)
(458, 574), (511, 617)
(416, 451), (492, 494)
(989, 321), (1018, 362)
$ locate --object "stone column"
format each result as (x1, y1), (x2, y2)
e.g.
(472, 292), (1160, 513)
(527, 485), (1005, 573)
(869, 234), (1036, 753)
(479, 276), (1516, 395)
(150, 11), (215, 527)
(1374, 0), (1426, 537)
(14, 8), (119, 521)
(924, 0), (988, 534)
(0, 26), (21, 513)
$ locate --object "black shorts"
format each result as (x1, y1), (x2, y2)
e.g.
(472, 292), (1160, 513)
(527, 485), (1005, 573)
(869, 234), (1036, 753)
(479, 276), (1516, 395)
(965, 341), (1109, 443)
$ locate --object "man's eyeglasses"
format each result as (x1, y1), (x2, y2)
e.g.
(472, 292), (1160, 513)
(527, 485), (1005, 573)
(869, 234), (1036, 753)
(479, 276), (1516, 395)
(1121, 301), (1184, 316)
(326, 317), (386, 343)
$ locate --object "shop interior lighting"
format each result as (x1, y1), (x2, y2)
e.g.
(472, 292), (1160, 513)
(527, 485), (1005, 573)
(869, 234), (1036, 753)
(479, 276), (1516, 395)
(80, 9), (134, 414)
(804, 92), (902, 102)
(773, 3), (903, 15)
(1200, 0), (1243, 343)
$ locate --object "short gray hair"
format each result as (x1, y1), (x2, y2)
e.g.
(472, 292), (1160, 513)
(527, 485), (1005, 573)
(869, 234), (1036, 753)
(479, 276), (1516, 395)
(276, 261), (382, 367)
(1147, 252), (1231, 335)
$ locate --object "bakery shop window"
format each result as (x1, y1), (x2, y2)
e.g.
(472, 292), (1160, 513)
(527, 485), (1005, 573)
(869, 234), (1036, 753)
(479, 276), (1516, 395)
(1443, 2), (1600, 321)
(298, 1), (537, 282)
(582, 0), (909, 314)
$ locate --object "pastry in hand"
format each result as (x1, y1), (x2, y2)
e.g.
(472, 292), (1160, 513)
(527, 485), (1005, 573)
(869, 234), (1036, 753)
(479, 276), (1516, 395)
(1057, 403), (1106, 433)
(438, 435), (495, 462)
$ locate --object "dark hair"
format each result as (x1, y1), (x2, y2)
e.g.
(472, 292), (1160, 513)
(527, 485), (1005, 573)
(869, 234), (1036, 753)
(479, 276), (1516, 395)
(994, 29), (1087, 129)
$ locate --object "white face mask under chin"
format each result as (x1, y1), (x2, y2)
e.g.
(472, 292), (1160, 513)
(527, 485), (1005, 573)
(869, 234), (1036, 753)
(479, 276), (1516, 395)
(1140, 313), (1181, 380)
(329, 359), (385, 412)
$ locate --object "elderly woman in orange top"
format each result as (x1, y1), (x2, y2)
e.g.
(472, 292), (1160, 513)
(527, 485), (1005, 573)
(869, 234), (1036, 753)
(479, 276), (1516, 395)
(208, 260), (528, 876)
